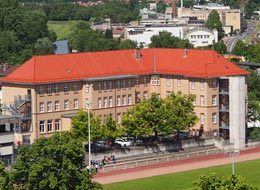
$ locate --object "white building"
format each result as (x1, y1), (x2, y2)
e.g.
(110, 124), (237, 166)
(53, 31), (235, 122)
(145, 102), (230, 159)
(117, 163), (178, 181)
(184, 27), (218, 47)
(124, 25), (183, 48)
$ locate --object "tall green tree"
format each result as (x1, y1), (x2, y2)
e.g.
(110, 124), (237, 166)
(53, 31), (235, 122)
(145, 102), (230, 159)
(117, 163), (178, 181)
(118, 39), (138, 50)
(9, 132), (102, 190)
(71, 110), (103, 142)
(0, 161), (11, 190)
(0, 0), (19, 32)
(122, 92), (197, 140)
(149, 31), (193, 48)
(232, 39), (245, 56)
(34, 37), (55, 55)
(206, 10), (224, 40)
(213, 40), (227, 54)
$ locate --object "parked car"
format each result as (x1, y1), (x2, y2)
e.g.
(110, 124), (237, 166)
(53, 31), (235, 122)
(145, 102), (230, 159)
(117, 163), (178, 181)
(95, 141), (112, 151)
(115, 139), (133, 147)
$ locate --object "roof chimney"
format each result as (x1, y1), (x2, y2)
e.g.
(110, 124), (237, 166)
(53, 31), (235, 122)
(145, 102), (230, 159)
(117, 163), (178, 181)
(134, 47), (141, 60)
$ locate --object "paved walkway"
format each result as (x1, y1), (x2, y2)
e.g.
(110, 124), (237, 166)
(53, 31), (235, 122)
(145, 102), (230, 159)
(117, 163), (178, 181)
(93, 147), (260, 184)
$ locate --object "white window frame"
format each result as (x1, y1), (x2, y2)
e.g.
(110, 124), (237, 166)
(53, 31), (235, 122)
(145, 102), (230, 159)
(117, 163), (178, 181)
(39, 120), (45, 133)
(144, 76), (147, 84)
(166, 76), (171, 86)
(55, 101), (60, 111)
(98, 97), (102, 108)
(39, 85), (44, 95)
(109, 81), (113, 91)
(117, 80), (120, 89)
(40, 102), (44, 113)
(73, 98), (78, 109)
(122, 80), (126, 89)
(122, 95), (126, 105)
(64, 99), (69, 110)
(212, 95), (217, 106)
(47, 120), (53, 132)
(212, 79), (217, 88)
(47, 101), (52, 112)
(73, 82), (78, 91)
(212, 113), (217, 124)
(103, 81), (107, 91)
(136, 77), (139, 85)
(54, 84), (59, 94)
(55, 119), (60, 131)
(143, 91), (148, 99)
(103, 97), (107, 108)
(47, 85), (52, 95)
(128, 94), (132, 105)
(85, 84), (89, 93)
(64, 83), (69, 93)
(117, 113), (121, 123)
(98, 82), (102, 91)
(128, 79), (132, 88)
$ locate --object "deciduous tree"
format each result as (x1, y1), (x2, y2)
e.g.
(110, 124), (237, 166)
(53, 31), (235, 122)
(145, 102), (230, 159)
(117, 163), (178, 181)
(9, 132), (102, 190)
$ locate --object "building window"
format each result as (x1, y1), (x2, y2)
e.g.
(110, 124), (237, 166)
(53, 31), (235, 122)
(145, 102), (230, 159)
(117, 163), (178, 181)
(156, 78), (160, 85)
(117, 80), (120, 89)
(64, 83), (69, 93)
(212, 79), (217, 88)
(55, 119), (60, 131)
(144, 76), (147, 84)
(143, 91), (148, 99)
(117, 113), (121, 123)
(193, 99), (196, 106)
(85, 84), (89, 93)
(200, 80), (204, 90)
(73, 82), (78, 91)
(109, 81), (113, 91)
(136, 77), (139, 85)
(177, 78), (181, 87)
(47, 101), (52, 112)
(39, 85), (44, 95)
(47, 120), (53, 132)
(128, 79), (132, 88)
(166, 91), (171, 97)
(54, 84), (59, 94)
(98, 82), (102, 91)
(109, 96), (113, 107)
(122, 95), (126, 105)
(39, 120), (45, 133)
(64, 99), (69, 110)
(212, 113), (217, 124)
(122, 80), (126, 89)
(212, 95), (217, 106)
(39, 102), (44, 113)
(103, 82), (107, 91)
(128, 94), (132, 105)
(47, 85), (52, 95)
(98, 97), (102, 108)
(200, 95), (205, 106)
(117, 95), (121, 106)
(73, 99), (78, 109)
(55, 101), (59, 111)
(85, 98), (90, 109)
(103, 97), (107, 108)
(166, 76), (171, 86)
(200, 113), (205, 124)
(136, 92), (141, 102)
(191, 80), (196, 90)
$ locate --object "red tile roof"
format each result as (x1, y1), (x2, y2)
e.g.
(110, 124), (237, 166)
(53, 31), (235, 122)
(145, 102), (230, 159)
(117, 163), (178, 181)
(1, 48), (250, 84)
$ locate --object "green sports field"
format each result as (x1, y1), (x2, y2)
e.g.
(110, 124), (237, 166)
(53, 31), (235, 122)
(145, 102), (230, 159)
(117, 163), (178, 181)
(103, 159), (260, 190)
(48, 20), (88, 41)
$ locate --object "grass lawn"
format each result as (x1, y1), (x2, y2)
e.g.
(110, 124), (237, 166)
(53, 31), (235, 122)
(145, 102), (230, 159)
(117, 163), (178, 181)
(103, 159), (260, 190)
(47, 20), (88, 41)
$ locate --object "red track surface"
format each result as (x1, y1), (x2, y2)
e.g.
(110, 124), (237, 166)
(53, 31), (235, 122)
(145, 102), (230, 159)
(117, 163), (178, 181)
(93, 147), (260, 184)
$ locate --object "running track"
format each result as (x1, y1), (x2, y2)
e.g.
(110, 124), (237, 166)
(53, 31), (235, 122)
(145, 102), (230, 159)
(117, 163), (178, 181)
(93, 147), (260, 184)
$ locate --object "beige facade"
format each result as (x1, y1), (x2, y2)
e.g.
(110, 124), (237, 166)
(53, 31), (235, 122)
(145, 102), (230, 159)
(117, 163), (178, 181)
(2, 74), (222, 144)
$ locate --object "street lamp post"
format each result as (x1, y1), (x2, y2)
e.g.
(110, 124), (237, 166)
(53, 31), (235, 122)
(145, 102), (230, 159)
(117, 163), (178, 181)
(87, 101), (91, 172)
(225, 148), (240, 175)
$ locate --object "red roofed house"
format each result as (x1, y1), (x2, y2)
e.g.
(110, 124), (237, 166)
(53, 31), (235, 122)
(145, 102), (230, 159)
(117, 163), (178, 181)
(1, 48), (249, 149)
